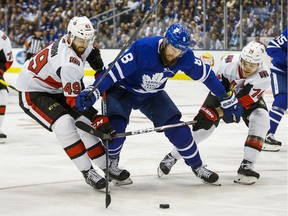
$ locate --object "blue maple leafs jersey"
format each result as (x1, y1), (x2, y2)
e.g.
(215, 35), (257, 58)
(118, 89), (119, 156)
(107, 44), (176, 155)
(96, 36), (225, 97)
(266, 28), (287, 74)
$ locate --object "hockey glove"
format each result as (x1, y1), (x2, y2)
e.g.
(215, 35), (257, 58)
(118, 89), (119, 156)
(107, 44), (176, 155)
(91, 115), (116, 136)
(219, 91), (243, 123)
(76, 85), (100, 112)
(86, 47), (104, 71)
(222, 104), (243, 123)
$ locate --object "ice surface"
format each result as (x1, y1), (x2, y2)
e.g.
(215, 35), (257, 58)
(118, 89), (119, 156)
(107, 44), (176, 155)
(0, 73), (287, 216)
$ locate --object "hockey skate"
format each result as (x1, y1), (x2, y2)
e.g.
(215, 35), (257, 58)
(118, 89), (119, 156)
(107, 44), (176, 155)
(157, 153), (177, 177)
(262, 134), (281, 152)
(0, 133), (7, 144)
(234, 159), (260, 185)
(192, 165), (221, 186)
(104, 158), (133, 186)
(82, 169), (107, 191)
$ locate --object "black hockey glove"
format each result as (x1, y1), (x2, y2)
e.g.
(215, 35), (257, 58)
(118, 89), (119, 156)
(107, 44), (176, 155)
(91, 115), (116, 136)
(86, 47), (104, 71)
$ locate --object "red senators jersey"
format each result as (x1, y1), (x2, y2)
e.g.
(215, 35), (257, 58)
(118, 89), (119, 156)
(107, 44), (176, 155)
(17, 36), (93, 107)
(0, 30), (13, 74)
(218, 53), (270, 110)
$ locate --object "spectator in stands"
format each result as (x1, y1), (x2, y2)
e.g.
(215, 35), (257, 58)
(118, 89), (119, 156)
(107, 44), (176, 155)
(229, 25), (241, 50)
(246, 12), (255, 29)
(260, 20), (273, 37)
(46, 28), (59, 45)
(2, 0), (286, 50)
(209, 32), (223, 50)
(248, 19), (261, 37)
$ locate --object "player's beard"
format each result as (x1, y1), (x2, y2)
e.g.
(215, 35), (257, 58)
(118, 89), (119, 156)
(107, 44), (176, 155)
(159, 46), (178, 67)
(71, 43), (85, 56)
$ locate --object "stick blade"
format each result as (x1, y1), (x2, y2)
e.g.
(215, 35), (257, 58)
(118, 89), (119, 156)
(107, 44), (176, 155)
(105, 193), (111, 208)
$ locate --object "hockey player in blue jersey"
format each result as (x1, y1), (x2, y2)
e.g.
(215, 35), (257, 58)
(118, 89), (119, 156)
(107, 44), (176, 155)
(262, 28), (287, 152)
(76, 23), (243, 185)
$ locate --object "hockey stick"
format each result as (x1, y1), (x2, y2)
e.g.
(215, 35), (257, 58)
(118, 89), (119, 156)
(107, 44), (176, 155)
(75, 120), (197, 139)
(101, 91), (111, 208)
(86, 0), (163, 98)
(0, 79), (19, 92)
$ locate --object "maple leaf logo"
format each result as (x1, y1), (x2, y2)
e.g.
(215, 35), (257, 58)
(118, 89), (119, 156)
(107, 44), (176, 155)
(141, 73), (168, 92)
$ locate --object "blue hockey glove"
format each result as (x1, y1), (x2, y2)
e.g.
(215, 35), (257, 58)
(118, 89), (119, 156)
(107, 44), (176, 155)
(219, 91), (243, 123)
(76, 85), (100, 112)
(222, 103), (243, 123)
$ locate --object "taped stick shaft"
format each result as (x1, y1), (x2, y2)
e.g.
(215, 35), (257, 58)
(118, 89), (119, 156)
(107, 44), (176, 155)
(76, 120), (196, 139)
(114, 120), (196, 138)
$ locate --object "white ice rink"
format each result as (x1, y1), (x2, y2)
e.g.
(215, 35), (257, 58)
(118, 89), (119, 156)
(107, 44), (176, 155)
(0, 73), (287, 216)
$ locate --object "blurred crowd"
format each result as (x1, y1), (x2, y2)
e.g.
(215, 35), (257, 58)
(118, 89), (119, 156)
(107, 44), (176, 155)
(0, 0), (286, 50)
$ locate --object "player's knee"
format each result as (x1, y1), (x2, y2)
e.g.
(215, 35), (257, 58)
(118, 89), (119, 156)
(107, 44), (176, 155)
(108, 115), (127, 153)
(164, 116), (192, 148)
(109, 115), (127, 133)
(249, 108), (269, 138)
(52, 114), (80, 145)
(273, 94), (287, 110)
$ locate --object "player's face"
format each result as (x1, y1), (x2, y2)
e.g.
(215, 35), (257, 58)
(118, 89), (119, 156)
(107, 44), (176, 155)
(71, 36), (90, 55)
(240, 59), (259, 77)
(160, 43), (183, 66)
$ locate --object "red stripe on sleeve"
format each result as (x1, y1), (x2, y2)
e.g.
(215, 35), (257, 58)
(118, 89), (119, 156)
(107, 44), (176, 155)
(238, 95), (254, 109)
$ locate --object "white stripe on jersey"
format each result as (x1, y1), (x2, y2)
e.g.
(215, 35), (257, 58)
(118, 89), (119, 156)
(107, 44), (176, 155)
(108, 69), (117, 82)
(197, 62), (211, 83)
(132, 87), (165, 94)
(115, 62), (125, 79)
(271, 63), (285, 73)
(272, 73), (279, 94)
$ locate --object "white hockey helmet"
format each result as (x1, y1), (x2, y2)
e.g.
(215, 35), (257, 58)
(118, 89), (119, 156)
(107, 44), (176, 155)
(67, 16), (94, 44)
(240, 41), (266, 66)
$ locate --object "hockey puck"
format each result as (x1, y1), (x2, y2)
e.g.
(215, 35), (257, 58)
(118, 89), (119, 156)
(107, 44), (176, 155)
(159, 204), (170, 209)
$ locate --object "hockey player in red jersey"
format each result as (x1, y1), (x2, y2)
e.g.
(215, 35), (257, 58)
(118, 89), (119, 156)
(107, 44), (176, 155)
(0, 30), (13, 143)
(16, 16), (130, 191)
(158, 41), (270, 185)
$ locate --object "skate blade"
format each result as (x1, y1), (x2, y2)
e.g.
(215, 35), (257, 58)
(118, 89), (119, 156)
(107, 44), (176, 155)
(0, 138), (6, 144)
(262, 144), (280, 152)
(112, 177), (133, 186)
(202, 180), (221, 186)
(234, 174), (258, 185)
(157, 167), (165, 178)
